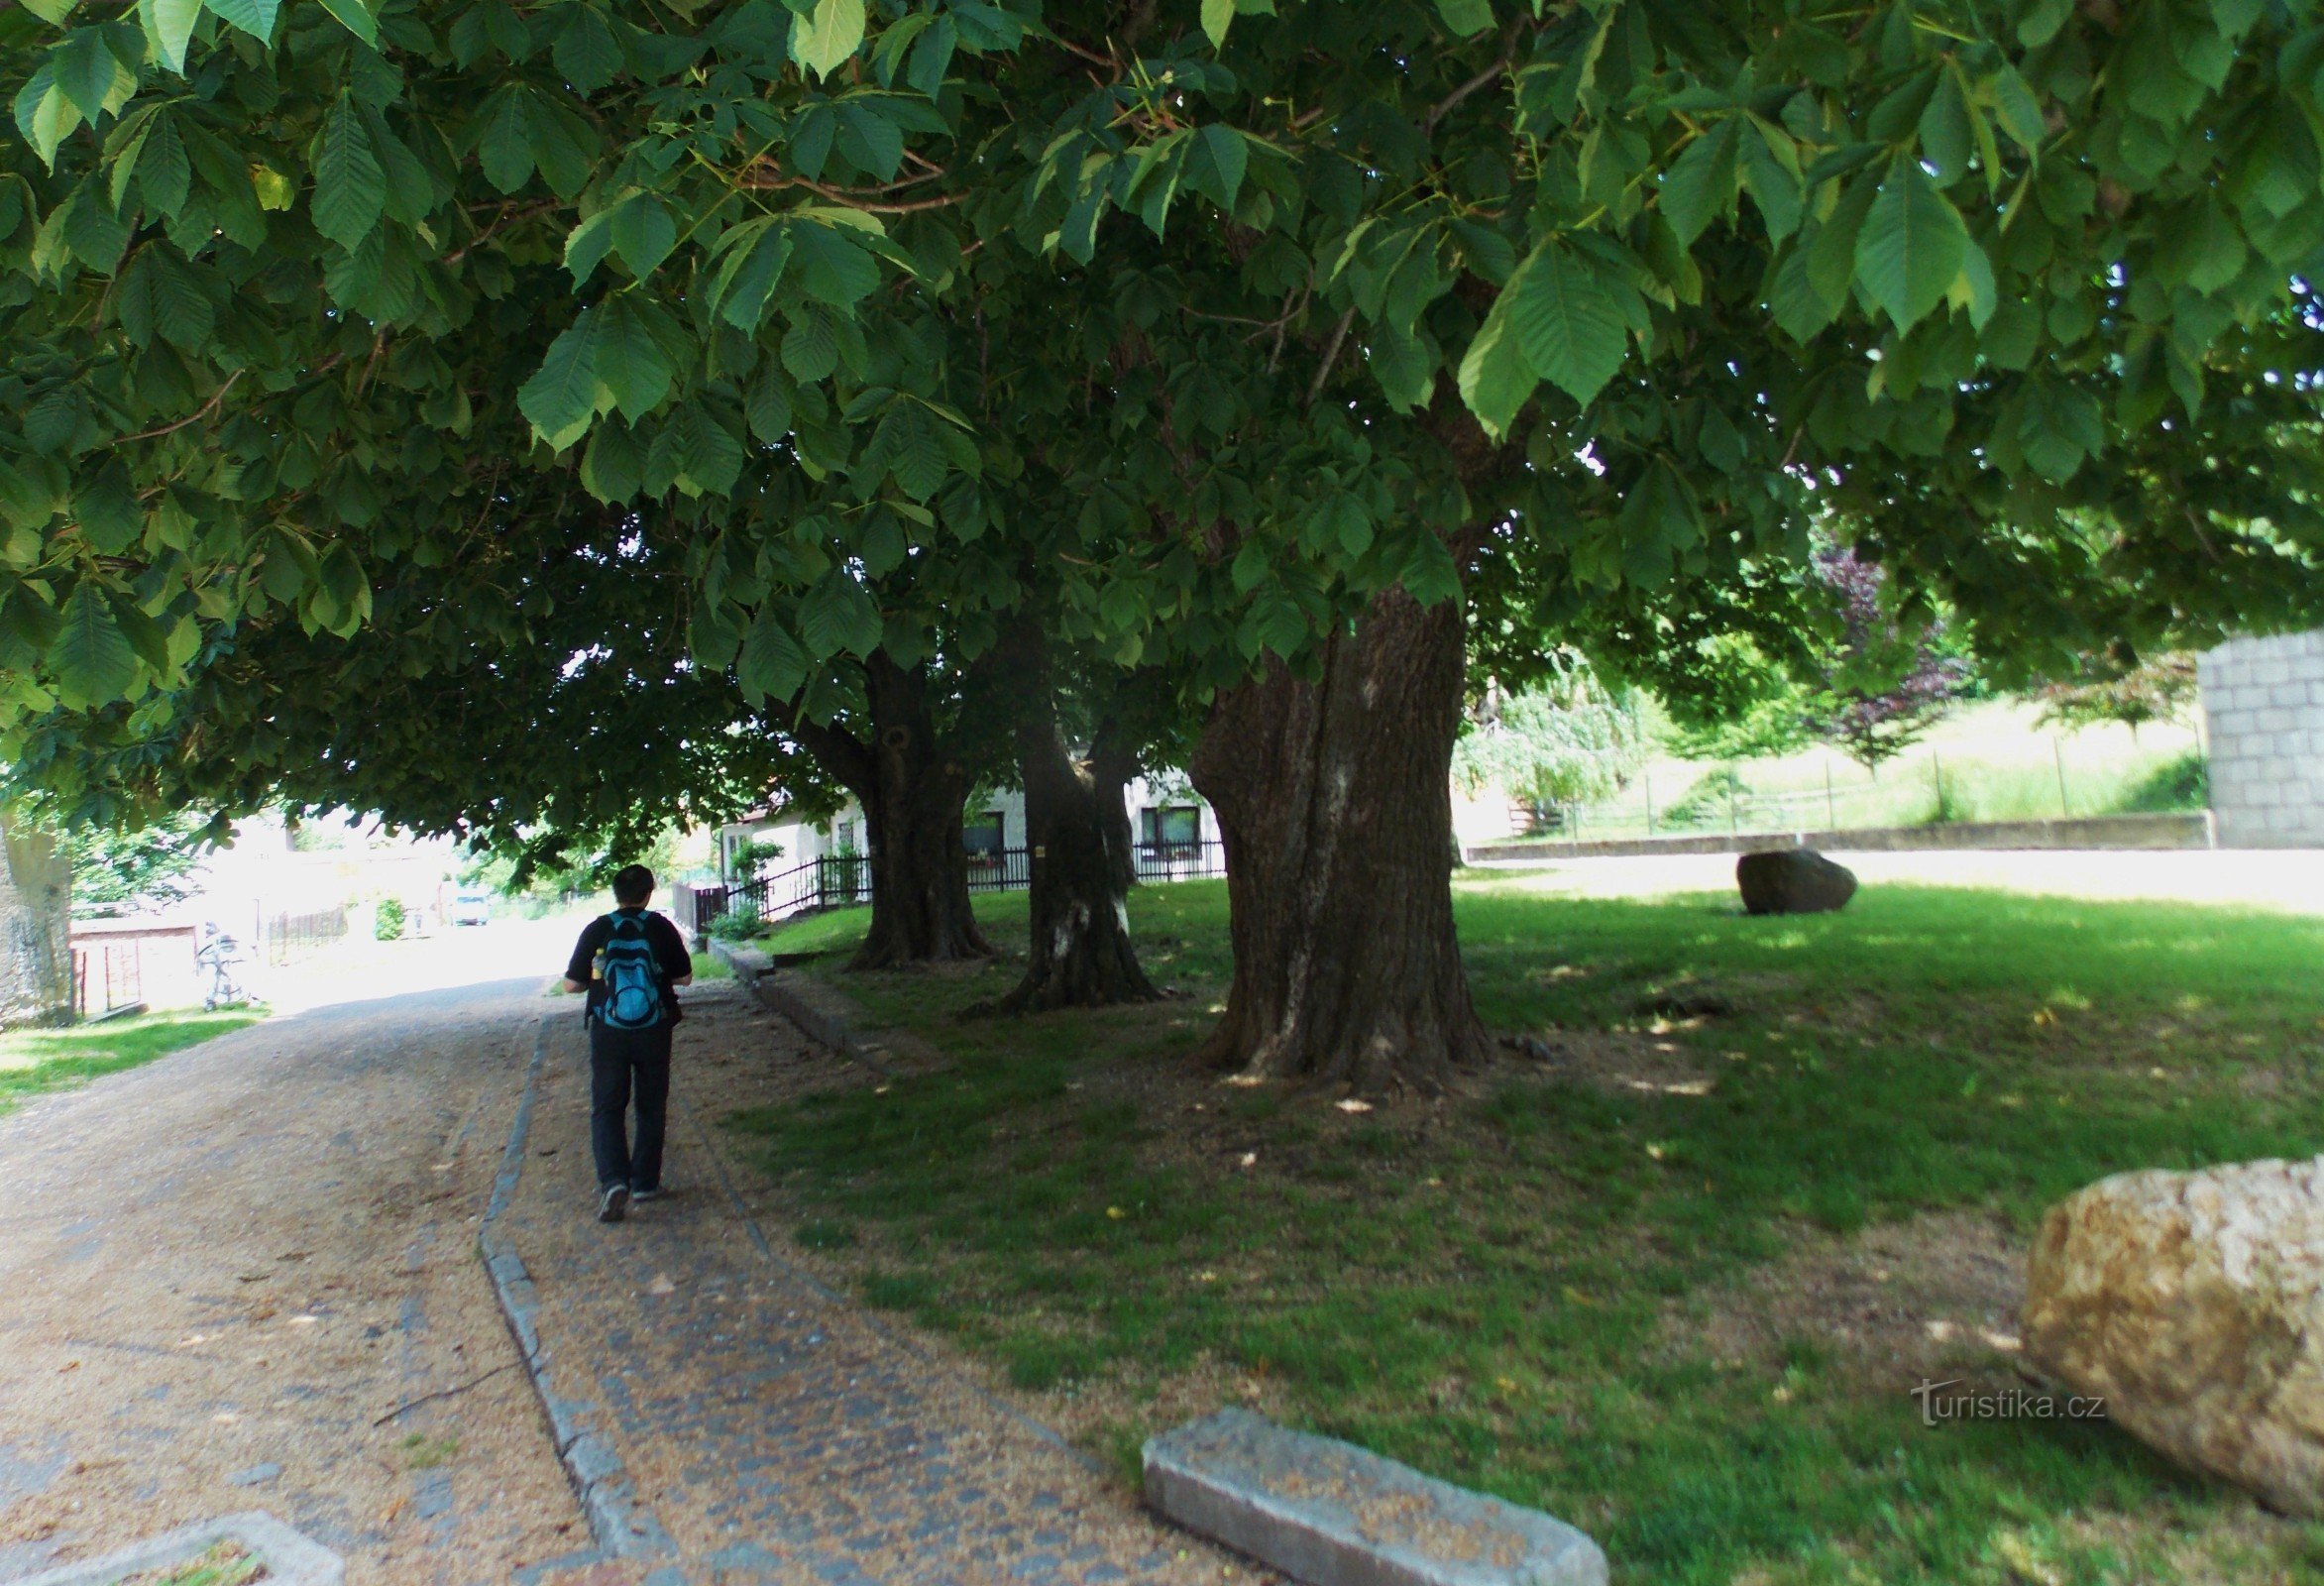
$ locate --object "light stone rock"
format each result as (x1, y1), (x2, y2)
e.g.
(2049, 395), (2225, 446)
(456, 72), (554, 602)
(2022, 1156), (2324, 1516)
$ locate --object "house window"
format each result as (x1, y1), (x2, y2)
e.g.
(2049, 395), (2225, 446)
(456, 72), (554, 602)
(963, 810), (1006, 860)
(1141, 806), (1200, 853)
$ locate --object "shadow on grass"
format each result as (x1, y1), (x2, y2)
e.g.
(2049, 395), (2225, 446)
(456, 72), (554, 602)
(733, 879), (2324, 1585)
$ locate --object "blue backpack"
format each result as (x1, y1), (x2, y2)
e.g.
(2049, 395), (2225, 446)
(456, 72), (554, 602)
(597, 910), (666, 1030)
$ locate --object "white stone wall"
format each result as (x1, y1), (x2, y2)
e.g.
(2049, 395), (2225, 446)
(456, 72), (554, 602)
(2200, 630), (2324, 848)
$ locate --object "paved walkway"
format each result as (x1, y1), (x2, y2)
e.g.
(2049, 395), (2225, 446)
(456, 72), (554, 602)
(0, 928), (1249, 1586)
(497, 983), (1246, 1586)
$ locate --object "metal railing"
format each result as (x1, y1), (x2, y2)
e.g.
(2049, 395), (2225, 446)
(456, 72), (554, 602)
(263, 905), (349, 966)
(681, 840), (1229, 937)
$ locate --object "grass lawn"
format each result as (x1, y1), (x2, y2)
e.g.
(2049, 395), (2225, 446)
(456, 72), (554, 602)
(0, 1009), (262, 1115)
(730, 877), (2324, 1585)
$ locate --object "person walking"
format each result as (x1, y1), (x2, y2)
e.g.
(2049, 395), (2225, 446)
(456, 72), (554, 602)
(561, 864), (693, 1223)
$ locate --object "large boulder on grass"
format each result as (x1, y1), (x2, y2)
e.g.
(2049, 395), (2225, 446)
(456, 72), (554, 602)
(1735, 849), (1856, 916)
(2022, 1157), (2324, 1516)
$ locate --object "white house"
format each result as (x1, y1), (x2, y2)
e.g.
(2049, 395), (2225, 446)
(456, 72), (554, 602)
(713, 765), (1536, 897)
(714, 769), (1226, 892)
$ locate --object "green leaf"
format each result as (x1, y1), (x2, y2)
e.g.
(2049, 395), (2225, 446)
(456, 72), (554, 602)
(1738, 123), (1802, 240)
(715, 224), (793, 329)
(596, 297), (673, 422)
(14, 69), (81, 170)
(137, 0), (200, 72)
(1456, 289), (1537, 437)
(609, 193), (676, 279)
(1659, 118), (1739, 245)
(134, 113), (189, 214)
(689, 599), (741, 670)
(1768, 239), (1838, 341)
(1992, 66), (2045, 154)
(792, 0), (865, 80)
(316, 0), (379, 49)
(317, 542), (372, 634)
(72, 460), (141, 552)
(782, 311), (840, 382)
(311, 95), (387, 251)
(580, 420), (642, 502)
(55, 31), (136, 125)
(109, 589), (171, 672)
(737, 610), (811, 702)
(49, 580), (138, 707)
(1854, 159), (1968, 329)
(517, 308), (609, 449)
(1200, 0), (1233, 49)
(880, 404), (948, 500)
(1186, 125), (1248, 210)
(746, 368), (793, 443)
(1403, 531), (1462, 606)
(21, 0), (76, 23)
(473, 89), (536, 193)
(1507, 242), (1628, 405)
(1366, 326), (1434, 412)
(203, 0), (280, 42)
(797, 570), (882, 658)
(563, 208), (612, 285)
(554, 4), (623, 93)
(1435, 0), (1494, 37)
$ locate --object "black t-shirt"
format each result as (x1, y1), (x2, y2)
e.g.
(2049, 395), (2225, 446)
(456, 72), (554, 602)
(565, 909), (693, 1026)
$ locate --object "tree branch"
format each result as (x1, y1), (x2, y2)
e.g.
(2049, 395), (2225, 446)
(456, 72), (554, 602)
(1422, 24), (1525, 135)
(115, 370), (245, 446)
(1304, 308), (1356, 408)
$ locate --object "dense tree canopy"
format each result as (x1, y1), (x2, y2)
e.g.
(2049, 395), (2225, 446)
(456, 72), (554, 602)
(5, 0), (2324, 1076)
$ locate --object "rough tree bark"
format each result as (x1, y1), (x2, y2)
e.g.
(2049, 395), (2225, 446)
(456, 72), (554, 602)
(990, 690), (1157, 1013)
(0, 814), (71, 1028)
(1188, 584), (1489, 1092)
(792, 654), (991, 970)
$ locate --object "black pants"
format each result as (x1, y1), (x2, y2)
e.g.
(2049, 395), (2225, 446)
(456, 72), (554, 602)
(590, 1021), (672, 1192)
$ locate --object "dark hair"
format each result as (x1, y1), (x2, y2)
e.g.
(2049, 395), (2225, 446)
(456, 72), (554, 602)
(611, 864), (654, 907)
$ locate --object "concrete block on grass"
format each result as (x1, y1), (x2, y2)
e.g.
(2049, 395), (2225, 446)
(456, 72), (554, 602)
(1144, 1409), (1605, 1586)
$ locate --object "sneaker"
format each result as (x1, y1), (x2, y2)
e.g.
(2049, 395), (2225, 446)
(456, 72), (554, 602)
(629, 1185), (663, 1203)
(598, 1184), (630, 1223)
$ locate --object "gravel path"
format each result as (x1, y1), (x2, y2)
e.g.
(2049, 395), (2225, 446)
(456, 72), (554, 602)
(0, 941), (1249, 1586)
(499, 982), (1251, 1585)
(0, 970), (604, 1586)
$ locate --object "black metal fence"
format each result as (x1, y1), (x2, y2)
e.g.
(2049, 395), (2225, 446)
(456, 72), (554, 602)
(677, 841), (1228, 939)
(263, 905), (349, 966)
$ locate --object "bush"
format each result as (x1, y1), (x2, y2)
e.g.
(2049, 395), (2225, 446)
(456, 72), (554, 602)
(1662, 766), (1748, 827)
(2122, 746), (2210, 813)
(736, 838), (786, 872)
(374, 896), (407, 941)
(707, 907), (763, 942)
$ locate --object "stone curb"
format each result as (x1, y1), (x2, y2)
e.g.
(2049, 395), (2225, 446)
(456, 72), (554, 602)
(0, 1511), (343, 1586)
(1145, 1410), (1606, 1586)
(710, 942), (863, 1058)
(476, 1014), (678, 1566)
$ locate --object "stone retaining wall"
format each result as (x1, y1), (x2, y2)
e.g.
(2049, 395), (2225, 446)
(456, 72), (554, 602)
(1466, 811), (2211, 864)
(2200, 630), (2324, 848)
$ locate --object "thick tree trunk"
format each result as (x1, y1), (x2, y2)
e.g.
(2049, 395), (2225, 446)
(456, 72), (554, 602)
(990, 696), (1157, 1013)
(0, 815), (71, 1028)
(1188, 586), (1488, 1093)
(797, 655), (990, 970)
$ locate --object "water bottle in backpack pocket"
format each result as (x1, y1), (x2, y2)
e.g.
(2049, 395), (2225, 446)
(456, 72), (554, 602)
(597, 911), (666, 1029)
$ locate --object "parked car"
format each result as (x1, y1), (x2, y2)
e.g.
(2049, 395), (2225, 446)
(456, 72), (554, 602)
(450, 889), (493, 926)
